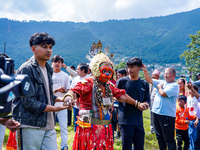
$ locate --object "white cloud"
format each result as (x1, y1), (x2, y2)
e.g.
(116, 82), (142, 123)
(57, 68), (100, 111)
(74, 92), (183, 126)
(0, 0), (199, 22)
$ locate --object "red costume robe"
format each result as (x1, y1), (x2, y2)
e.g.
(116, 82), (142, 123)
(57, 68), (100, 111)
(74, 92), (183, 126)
(71, 77), (125, 150)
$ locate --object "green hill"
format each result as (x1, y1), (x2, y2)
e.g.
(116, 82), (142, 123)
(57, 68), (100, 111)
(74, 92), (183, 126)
(0, 8), (200, 68)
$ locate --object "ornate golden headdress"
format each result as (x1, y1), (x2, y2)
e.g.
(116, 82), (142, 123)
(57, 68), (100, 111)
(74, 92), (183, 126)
(87, 40), (116, 80)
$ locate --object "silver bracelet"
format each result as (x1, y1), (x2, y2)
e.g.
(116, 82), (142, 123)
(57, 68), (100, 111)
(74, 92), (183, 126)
(135, 100), (138, 107)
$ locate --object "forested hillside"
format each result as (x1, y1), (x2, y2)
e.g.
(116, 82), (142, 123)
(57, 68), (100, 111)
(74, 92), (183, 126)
(0, 8), (200, 68)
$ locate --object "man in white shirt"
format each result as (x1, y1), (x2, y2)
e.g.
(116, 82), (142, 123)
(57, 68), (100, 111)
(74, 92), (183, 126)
(71, 63), (88, 132)
(51, 55), (70, 150)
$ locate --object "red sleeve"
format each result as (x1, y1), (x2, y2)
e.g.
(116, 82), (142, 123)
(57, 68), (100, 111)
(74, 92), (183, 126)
(109, 82), (126, 99)
(71, 78), (93, 98)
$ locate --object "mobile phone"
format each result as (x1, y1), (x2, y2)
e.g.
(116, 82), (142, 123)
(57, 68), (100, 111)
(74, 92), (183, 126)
(186, 76), (190, 82)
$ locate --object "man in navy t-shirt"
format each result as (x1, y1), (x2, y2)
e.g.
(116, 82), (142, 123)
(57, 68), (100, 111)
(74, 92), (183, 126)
(117, 57), (150, 150)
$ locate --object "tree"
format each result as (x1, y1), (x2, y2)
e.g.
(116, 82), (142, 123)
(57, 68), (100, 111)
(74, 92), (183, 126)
(180, 31), (200, 79)
(115, 61), (126, 70)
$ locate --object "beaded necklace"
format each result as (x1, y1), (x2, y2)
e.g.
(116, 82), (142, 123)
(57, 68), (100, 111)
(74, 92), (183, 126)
(93, 77), (113, 111)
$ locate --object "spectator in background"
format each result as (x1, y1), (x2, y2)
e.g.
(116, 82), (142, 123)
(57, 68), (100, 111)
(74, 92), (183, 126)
(51, 55), (70, 150)
(113, 68), (127, 139)
(187, 84), (199, 150)
(86, 63), (92, 77)
(175, 95), (196, 150)
(0, 118), (20, 150)
(71, 63), (88, 132)
(117, 68), (127, 79)
(177, 78), (188, 96)
(149, 69), (160, 134)
(142, 65), (179, 150)
(0, 118), (20, 132)
(62, 64), (77, 127)
(191, 73), (200, 94)
(62, 64), (78, 79)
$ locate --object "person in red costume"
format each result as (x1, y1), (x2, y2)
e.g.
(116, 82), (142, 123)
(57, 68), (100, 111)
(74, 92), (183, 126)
(63, 52), (148, 150)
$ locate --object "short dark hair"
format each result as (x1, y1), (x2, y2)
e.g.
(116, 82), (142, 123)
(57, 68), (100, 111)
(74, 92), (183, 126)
(29, 32), (55, 47)
(78, 63), (88, 74)
(179, 78), (185, 85)
(117, 69), (127, 76)
(70, 65), (75, 70)
(51, 55), (64, 63)
(178, 95), (187, 103)
(126, 57), (142, 67)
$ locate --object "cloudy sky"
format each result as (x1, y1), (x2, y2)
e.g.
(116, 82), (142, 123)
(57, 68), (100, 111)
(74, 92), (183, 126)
(0, 0), (200, 22)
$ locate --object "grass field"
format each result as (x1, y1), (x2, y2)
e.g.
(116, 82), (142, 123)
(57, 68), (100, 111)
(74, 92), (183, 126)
(2, 109), (159, 150)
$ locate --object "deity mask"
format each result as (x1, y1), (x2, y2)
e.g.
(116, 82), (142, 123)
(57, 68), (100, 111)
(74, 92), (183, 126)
(90, 53), (116, 80)
(98, 63), (113, 82)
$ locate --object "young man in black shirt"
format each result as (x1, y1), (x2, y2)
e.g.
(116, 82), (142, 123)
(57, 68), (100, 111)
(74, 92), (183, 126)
(116, 57), (150, 150)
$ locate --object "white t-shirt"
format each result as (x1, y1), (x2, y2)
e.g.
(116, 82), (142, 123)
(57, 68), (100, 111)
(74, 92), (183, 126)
(52, 71), (70, 106)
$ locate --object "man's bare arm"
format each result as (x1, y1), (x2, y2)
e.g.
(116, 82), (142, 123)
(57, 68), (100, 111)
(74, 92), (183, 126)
(141, 64), (153, 85)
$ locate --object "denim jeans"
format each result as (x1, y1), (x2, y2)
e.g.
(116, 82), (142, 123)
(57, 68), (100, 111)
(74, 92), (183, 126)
(17, 128), (58, 150)
(0, 124), (6, 150)
(194, 119), (200, 150)
(188, 120), (197, 150)
(153, 113), (176, 150)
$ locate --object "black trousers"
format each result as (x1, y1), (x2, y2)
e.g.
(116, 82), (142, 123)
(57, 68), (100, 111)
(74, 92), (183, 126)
(194, 119), (200, 150)
(153, 113), (176, 150)
(67, 109), (72, 126)
(176, 129), (189, 150)
(120, 125), (145, 150)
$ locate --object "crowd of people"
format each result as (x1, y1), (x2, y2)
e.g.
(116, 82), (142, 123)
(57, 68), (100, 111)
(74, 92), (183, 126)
(1, 32), (200, 150)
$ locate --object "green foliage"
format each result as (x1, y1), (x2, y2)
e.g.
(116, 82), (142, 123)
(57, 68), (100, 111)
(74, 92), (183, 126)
(115, 61), (126, 70)
(180, 30), (200, 79)
(139, 71), (145, 79)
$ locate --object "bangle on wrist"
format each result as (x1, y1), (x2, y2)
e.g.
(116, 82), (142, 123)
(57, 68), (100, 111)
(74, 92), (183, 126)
(63, 93), (74, 101)
(135, 100), (138, 107)
(53, 90), (57, 94)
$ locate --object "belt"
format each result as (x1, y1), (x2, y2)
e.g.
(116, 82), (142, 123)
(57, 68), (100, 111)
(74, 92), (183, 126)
(91, 118), (111, 125)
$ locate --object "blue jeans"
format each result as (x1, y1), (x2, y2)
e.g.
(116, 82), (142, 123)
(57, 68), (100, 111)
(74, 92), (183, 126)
(17, 128), (58, 150)
(0, 124), (6, 150)
(188, 120), (197, 150)
(73, 106), (79, 132)
(153, 113), (176, 150)
(120, 125), (144, 150)
(194, 119), (200, 150)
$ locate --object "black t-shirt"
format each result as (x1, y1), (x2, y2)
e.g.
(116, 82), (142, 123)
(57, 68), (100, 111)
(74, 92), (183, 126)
(116, 76), (150, 125)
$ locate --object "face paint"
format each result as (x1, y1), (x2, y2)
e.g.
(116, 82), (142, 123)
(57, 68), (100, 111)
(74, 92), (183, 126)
(98, 63), (114, 82)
